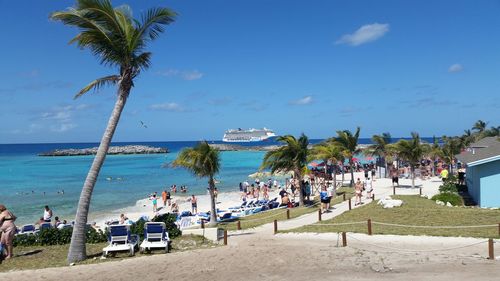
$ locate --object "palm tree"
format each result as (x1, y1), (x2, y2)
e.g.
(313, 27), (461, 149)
(308, 142), (342, 189)
(472, 120), (488, 134)
(331, 127), (361, 187)
(427, 136), (443, 176)
(441, 136), (463, 175)
(261, 134), (309, 206)
(366, 132), (391, 178)
(394, 132), (429, 188)
(172, 141), (220, 227)
(51, 0), (176, 263)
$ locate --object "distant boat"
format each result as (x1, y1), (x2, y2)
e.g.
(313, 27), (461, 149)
(222, 128), (276, 142)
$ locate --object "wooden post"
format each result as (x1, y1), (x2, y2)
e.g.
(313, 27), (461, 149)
(223, 230), (228, 245)
(393, 185), (395, 195)
(372, 194), (375, 201)
(342, 232), (347, 247)
(348, 198), (352, 210)
(498, 223), (500, 237)
(318, 209), (322, 221)
(419, 186), (422, 196)
(237, 221), (241, 230)
(273, 219), (278, 235)
(201, 220), (205, 229)
(488, 238), (494, 260)
(343, 193), (346, 201)
(367, 219), (372, 235)
(287, 209), (290, 220)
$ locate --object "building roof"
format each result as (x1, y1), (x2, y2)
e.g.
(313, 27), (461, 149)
(456, 137), (500, 167)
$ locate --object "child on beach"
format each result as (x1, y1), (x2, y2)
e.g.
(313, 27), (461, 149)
(151, 195), (158, 213)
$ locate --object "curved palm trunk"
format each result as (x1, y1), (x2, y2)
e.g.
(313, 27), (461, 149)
(295, 170), (305, 207)
(411, 165), (415, 188)
(349, 159), (355, 187)
(208, 177), (217, 227)
(67, 75), (131, 263)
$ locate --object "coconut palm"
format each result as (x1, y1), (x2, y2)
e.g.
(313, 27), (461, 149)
(394, 132), (429, 188)
(308, 142), (343, 189)
(50, 0), (176, 263)
(441, 136), (463, 175)
(172, 141), (220, 227)
(331, 127), (361, 187)
(261, 134), (309, 206)
(366, 132), (391, 178)
(472, 120), (488, 134)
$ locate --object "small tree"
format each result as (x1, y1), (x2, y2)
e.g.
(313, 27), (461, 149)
(394, 132), (429, 188)
(172, 141), (220, 226)
(331, 127), (361, 187)
(261, 134), (309, 206)
(366, 132), (391, 178)
(309, 142), (342, 189)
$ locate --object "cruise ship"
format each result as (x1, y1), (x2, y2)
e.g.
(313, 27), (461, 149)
(222, 128), (277, 142)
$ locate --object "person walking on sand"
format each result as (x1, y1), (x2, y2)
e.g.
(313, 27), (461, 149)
(151, 194), (158, 213)
(43, 205), (53, 222)
(355, 178), (363, 205)
(191, 195), (198, 214)
(162, 189), (168, 207)
(0, 204), (17, 260)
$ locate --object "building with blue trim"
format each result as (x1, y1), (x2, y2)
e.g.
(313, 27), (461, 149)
(456, 137), (500, 207)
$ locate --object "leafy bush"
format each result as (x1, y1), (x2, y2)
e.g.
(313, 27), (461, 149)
(13, 226), (107, 247)
(130, 213), (181, 240)
(439, 182), (458, 193)
(442, 175), (457, 185)
(431, 193), (463, 206)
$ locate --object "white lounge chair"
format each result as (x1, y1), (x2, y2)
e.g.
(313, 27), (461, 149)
(139, 222), (170, 253)
(102, 225), (139, 257)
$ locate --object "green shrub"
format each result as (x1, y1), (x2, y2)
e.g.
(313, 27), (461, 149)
(130, 213), (181, 240)
(431, 192), (463, 206)
(439, 182), (458, 193)
(13, 226), (107, 247)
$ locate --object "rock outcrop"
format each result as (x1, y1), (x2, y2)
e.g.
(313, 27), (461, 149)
(39, 145), (168, 156)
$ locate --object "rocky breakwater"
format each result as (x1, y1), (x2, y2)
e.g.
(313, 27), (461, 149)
(39, 145), (168, 156)
(209, 144), (282, 151)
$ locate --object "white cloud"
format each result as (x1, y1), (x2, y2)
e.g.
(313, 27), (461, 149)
(50, 123), (77, 133)
(448, 63), (463, 73)
(38, 104), (88, 133)
(289, 96), (314, 105)
(150, 102), (186, 112)
(336, 23), (390, 46)
(157, 69), (204, 81)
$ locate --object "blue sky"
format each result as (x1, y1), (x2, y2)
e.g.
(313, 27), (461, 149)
(1, 0), (499, 144)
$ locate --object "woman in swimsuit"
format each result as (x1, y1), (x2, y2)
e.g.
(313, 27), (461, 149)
(0, 204), (17, 259)
(354, 178), (363, 205)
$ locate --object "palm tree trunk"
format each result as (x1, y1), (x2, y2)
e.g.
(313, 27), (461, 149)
(349, 160), (355, 187)
(67, 75), (131, 264)
(332, 164), (337, 190)
(411, 165), (415, 188)
(208, 177), (217, 227)
(296, 170), (305, 207)
(341, 164), (345, 186)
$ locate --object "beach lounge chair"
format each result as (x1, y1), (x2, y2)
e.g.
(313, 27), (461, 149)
(17, 224), (36, 235)
(39, 222), (52, 231)
(217, 212), (234, 222)
(102, 225), (139, 257)
(139, 222), (170, 253)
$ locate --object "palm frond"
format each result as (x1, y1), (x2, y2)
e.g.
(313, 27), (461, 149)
(75, 75), (121, 99)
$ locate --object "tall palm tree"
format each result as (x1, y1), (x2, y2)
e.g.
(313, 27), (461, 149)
(261, 134), (309, 206)
(472, 120), (488, 134)
(309, 142), (342, 189)
(441, 136), (463, 175)
(366, 132), (391, 178)
(51, 0), (176, 263)
(172, 141), (220, 227)
(331, 127), (361, 187)
(394, 132), (429, 188)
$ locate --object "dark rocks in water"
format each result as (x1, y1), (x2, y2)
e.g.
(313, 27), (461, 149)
(39, 145), (168, 156)
(208, 144), (281, 151)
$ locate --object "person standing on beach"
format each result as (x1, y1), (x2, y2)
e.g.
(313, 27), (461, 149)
(0, 204), (17, 260)
(191, 195), (198, 214)
(364, 178), (373, 199)
(43, 205), (53, 222)
(162, 190), (168, 207)
(151, 194), (158, 213)
(355, 178), (363, 205)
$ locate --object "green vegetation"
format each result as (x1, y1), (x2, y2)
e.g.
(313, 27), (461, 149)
(1, 235), (215, 272)
(130, 213), (182, 240)
(431, 193), (463, 206)
(288, 195), (500, 238)
(13, 227), (107, 247)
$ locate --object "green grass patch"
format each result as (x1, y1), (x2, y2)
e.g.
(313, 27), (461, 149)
(219, 187), (355, 231)
(0, 235), (216, 272)
(288, 195), (500, 238)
